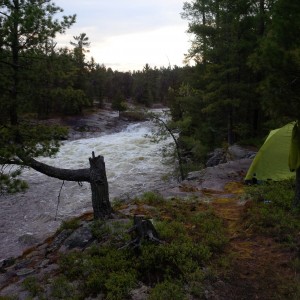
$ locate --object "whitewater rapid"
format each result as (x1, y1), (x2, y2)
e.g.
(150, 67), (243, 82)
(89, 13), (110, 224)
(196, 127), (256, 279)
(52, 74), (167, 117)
(0, 118), (173, 260)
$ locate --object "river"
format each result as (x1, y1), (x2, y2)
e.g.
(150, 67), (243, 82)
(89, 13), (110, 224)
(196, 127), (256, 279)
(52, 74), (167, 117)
(0, 113), (174, 260)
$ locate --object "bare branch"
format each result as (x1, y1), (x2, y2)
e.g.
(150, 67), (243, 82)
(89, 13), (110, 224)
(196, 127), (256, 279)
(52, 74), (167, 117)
(55, 180), (65, 220)
(18, 155), (90, 182)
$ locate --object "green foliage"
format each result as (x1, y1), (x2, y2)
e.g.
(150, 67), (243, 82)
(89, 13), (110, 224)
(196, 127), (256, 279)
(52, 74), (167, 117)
(0, 172), (28, 194)
(59, 246), (137, 298)
(22, 276), (43, 297)
(105, 272), (137, 300)
(175, 0), (300, 155)
(191, 210), (228, 252)
(111, 198), (124, 209)
(0, 122), (67, 194)
(137, 238), (212, 282)
(50, 275), (78, 299)
(49, 195), (229, 299)
(185, 267), (205, 297)
(0, 194), (230, 299)
(58, 218), (81, 232)
(90, 219), (106, 240)
(155, 219), (187, 241)
(147, 110), (187, 180)
(90, 219), (132, 245)
(140, 191), (165, 205)
(249, 0), (300, 120)
(149, 280), (187, 300)
(244, 180), (300, 246)
(133, 199), (227, 287)
(51, 87), (90, 115)
(0, 0), (76, 122)
(111, 90), (128, 111)
(0, 124), (61, 159)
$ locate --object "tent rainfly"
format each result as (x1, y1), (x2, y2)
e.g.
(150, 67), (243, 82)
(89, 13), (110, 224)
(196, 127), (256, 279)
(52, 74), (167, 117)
(245, 122), (297, 182)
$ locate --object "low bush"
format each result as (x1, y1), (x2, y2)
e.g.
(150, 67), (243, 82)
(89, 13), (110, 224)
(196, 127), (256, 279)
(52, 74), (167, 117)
(244, 180), (300, 247)
(148, 280), (187, 300)
(57, 218), (81, 233)
(22, 276), (43, 297)
(48, 195), (229, 299)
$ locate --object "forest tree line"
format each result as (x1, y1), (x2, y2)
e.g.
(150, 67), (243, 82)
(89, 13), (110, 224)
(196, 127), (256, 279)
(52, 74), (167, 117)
(0, 27), (189, 118)
(169, 0), (300, 163)
(0, 0), (299, 193)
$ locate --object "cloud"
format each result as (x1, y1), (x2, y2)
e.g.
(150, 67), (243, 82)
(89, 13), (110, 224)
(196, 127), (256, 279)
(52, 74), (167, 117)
(90, 25), (190, 71)
(54, 0), (190, 71)
(57, 0), (185, 35)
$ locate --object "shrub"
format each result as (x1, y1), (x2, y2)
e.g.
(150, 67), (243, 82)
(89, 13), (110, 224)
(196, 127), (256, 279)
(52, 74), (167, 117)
(141, 191), (165, 205)
(58, 218), (81, 233)
(105, 272), (137, 300)
(244, 180), (300, 246)
(59, 246), (137, 298)
(50, 275), (78, 299)
(55, 194), (229, 299)
(22, 276), (43, 297)
(149, 280), (186, 300)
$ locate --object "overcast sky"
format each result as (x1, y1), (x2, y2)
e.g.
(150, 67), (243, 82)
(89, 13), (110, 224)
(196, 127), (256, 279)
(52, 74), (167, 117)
(55, 0), (191, 72)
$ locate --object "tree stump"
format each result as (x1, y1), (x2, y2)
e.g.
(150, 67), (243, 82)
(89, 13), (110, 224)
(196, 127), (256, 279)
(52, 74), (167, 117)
(89, 151), (112, 219)
(121, 215), (164, 252)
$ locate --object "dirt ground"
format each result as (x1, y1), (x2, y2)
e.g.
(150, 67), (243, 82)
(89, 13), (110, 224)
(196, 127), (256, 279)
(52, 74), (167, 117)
(160, 159), (297, 300)
(210, 185), (295, 299)
(122, 154), (298, 299)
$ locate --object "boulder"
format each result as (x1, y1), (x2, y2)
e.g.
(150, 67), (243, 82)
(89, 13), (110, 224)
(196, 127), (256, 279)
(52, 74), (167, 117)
(206, 145), (256, 167)
(59, 224), (94, 252)
(206, 148), (226, 167)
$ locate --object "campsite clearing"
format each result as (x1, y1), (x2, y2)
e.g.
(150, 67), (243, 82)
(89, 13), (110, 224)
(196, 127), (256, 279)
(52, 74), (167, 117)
(162, 157), (300, 298)
(210, 182), (299, 299)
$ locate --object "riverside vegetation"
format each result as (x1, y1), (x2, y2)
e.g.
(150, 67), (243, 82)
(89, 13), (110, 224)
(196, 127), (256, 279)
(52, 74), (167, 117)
(0, 0), (299, 298)
(1, 181), (299, 299)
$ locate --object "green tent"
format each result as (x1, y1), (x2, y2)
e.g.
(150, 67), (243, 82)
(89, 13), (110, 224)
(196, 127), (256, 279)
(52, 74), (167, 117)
(245, 122), (296, 182)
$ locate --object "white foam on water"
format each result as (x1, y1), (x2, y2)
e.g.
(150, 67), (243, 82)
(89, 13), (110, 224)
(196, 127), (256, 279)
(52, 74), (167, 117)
(25, 120), (172, 196)
(0, 117), (173, 259)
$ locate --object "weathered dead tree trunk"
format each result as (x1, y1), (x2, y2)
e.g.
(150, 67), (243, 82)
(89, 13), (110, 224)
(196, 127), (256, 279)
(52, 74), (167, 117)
(120, 215), (164, 252)
(19, 151), (112, 220)
(89, 152), (112, 219)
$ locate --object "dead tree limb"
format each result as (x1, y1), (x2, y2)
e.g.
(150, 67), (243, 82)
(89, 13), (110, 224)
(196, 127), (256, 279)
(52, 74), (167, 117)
(18, 151), (112, 220)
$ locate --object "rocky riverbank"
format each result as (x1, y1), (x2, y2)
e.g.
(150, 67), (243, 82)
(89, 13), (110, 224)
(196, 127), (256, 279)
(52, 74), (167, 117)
(157, 145), (255, 199)
(38, 108), (136, 141)
(0, 146), (254, 298)
(0, 108), (263, 298)
(0, 107), (156, 261)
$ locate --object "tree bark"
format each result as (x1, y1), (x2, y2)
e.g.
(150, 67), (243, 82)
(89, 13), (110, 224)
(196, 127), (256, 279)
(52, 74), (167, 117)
(20, 156), (90, 182)
(19, 151), (112, 219)
(89, 152), (112, 219)
(10, 0), (20, 126)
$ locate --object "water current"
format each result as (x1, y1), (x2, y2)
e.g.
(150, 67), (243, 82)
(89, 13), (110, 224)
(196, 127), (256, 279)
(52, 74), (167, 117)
(0, 116), (173, 260)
